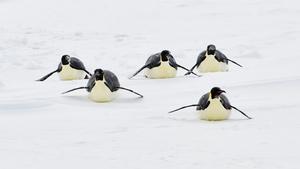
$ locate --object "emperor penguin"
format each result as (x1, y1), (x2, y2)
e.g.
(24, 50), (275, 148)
(169, 87), (252, 121)
(37, 55), (92, 81)
(185, 45), (243, 74)
(129, 50), (200, 79)
(63, 68), (143, 102)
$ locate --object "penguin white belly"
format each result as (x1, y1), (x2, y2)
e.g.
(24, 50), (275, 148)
(144, 62), (177, 79)
(198, 56), (228, 73)
(59, 65), (86, 80)
(199, 99), (231, 121)
(89, 81), (116, 102)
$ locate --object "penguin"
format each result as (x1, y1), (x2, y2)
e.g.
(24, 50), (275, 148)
(185, 45), (243, 74)
(37, 55), (92, 81)
(169, 87), (252, 121)
(129, 50), (200, 79)
(62, 68), (143, 102)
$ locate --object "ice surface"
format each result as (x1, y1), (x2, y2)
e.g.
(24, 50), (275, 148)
(0, 0), (300, 168)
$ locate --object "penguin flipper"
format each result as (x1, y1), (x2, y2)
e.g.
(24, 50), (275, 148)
(227, 58), (243, 67)
(168, 104), (200, 113)
(176, 64), (201, 77)
(116, 87), (143, 98)
(62, 87), (88, 94)
(230, 105), (252, 119)
(184, 63), (198, 76)
(82, 69), (92, 76)
(185, 52), (205, 75)
(36, 69), (59, 81)
(198, 93), (210, 110)
(214, 50), (243, 67)
(129, 64), (150, 79)
(68, 57), (92, 76)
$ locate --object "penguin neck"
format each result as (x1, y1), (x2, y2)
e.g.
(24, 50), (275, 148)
(209, 93), (220, 100)
(95, 79), (106, 84)
(160, 60), (170, 66)
(205, 52), (216, 58)
(62, 63), (70, 68)
(160, 60), (169, 64)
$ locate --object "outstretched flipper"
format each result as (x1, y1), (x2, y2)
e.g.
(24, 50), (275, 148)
(227, 58), (243, 67)
(36, 69), (59, 81)
(129, 64), (150, 79)
(231, 105), (252, 119)
(168, 104), (200, 113)
(82, 69), (92, 77)
(185, 52), (206, 76)
(62, 87), (88, 94)
(184, 63), (198, 76)
(116, 87), (143, 98)
(176, 64), (201, 77)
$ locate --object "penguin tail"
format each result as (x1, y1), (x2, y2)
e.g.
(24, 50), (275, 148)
(231, 105), (252, 119)
(62, 87), (88, 94)
(168, 104), (200, 113)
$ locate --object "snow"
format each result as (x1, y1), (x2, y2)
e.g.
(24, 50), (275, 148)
(0, 0), (300, 168)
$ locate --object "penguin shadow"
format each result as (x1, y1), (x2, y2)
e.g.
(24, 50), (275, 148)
(167, 116), (201, 123)
(168, 116), (252, 123)
(126, 75), (147, 80)
(62, 95), (143, 104)
(167, 111), (200, 123)
(127, 74), (201, 80)
(176, 74), (202, 79)
(113, 96), (144, 104)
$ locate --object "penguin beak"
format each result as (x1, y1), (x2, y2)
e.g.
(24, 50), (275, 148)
(219, 90), (226, 94)
(95, 74), (104, 81)
(207, 50), (215, 55)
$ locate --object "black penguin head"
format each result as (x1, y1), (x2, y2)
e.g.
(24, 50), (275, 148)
(160, 50), (170, 62)
(61, 55), (71, 65)
(94, 69), (104, 81)
(210, 87), (226, 99)
(207, 44), (216, 55)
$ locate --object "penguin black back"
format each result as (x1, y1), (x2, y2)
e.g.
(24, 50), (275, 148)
(129, 50), (200, 79)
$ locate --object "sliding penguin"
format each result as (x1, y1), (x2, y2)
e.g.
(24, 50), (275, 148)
(185, 45), (242, 74)
(169, 87), (252, 121)
(129, 50), (200, 79)
(63, 68), (143, 102)
(37, 55), (92, 81)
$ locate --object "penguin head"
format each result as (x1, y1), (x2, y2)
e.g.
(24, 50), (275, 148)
(61, 55), (71, 65)
(210, 87), (226, 99)
(94, 69), (104, 81)
(160, 50), (170, 62)
(207, 44), (216, 55)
